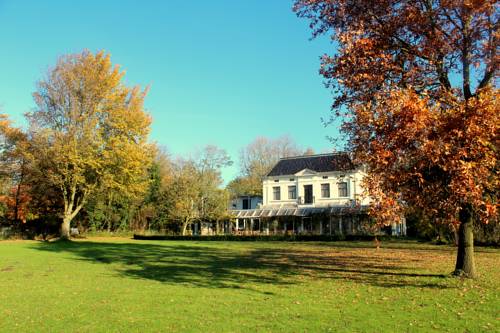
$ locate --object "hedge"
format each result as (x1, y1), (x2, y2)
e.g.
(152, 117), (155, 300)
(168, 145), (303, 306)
(133, 234), (399, 242)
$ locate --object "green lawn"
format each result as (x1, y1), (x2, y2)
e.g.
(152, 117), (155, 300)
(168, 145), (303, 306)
(0, 239), (498, 332)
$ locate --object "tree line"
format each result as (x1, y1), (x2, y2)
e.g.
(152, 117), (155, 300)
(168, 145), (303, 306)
(0, 52), (312, 238)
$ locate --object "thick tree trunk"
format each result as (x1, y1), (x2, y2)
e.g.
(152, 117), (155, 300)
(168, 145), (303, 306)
(60, 216), (71, 239)
(453, 205), (476, 278)
(59, 193), (85, 239)
(182, 218), (189, 236)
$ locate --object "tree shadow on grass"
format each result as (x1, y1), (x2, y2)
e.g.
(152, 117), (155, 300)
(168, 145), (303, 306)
(257, 248), (451, 288)
(31, 240), (452, 292)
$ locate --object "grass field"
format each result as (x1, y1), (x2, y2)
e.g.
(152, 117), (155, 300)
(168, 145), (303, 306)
(0, 238), (498, 332)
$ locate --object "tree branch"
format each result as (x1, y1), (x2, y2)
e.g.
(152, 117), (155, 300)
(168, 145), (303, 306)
(476, 16), (498, 93)
(461, 10), (472, 100)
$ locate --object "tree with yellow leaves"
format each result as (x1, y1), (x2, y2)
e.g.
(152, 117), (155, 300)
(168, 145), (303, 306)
(28, 50), (152, 239)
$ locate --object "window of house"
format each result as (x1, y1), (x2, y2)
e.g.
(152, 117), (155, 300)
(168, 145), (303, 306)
(322, 176), (328, 179)
(242, 198), (249, 210)
(338, 182), (348, 197)
(274, 179), (279, 182)
(288, 186), (297, 199)
(273, 186), (281, 200)
(321, 183), (330, 198)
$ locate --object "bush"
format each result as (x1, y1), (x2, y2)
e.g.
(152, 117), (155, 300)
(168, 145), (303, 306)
(81, 230), (136, 238)
(133, 234), (398, 242)
(0, 216), (60, 240)
(474, 221), (500, 246)
(405, 209), (499, 246)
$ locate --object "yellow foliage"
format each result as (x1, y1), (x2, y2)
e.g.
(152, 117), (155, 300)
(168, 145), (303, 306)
(28, 50), (152, 232)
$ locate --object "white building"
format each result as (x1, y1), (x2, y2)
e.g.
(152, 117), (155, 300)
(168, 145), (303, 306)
(262, 153), (369, 208)
(231, 153), (406, 236)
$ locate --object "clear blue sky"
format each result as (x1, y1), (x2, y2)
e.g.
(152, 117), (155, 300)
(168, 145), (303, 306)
(0, 0), (337, 182)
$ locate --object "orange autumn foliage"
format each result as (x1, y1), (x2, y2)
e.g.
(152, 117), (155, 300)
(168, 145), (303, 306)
(352, 88), (498, 226)
(295, 0), (498, 276)
(0, 114), (32, 223)
(0, 185), (32, 223)
(294, 0), (498, 226)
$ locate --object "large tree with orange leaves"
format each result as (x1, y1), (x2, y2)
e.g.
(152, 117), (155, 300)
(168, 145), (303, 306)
(295, 0), (498, 277)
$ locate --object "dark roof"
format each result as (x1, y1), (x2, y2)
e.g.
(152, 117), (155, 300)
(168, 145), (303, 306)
(267, 153), (355, 177)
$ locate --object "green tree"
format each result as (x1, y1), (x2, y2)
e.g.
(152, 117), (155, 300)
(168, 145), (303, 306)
(164, 160), (200, 235)
(226, 176), (261, 198)
(159, 146), (232, 235)
(138, 148), (175, 231)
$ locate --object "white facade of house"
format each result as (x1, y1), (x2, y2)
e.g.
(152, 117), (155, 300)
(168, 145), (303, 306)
(229, 153), (405, 236)
(262, 168), (370, 209)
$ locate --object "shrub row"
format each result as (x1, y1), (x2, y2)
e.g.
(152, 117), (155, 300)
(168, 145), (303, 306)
(133, 234), (399, 242)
